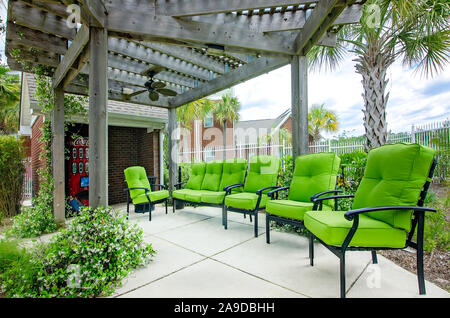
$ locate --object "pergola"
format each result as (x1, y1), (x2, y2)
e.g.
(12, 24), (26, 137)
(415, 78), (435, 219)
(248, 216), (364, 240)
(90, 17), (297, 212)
(5, 0), (364, 223)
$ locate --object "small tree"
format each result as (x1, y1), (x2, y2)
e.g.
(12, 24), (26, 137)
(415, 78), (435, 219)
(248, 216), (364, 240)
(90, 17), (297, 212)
(308, 104), (339, 142)
(214, 93), (241, 160)
(0, 136), (25, 221)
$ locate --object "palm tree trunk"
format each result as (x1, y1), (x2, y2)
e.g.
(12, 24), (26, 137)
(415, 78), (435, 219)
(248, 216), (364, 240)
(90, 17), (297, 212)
(222, 122), (227, 160)
(355, 34), (394, 151)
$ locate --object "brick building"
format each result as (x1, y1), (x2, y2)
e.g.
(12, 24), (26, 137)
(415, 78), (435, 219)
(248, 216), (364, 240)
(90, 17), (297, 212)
(18, 73), (167, 205)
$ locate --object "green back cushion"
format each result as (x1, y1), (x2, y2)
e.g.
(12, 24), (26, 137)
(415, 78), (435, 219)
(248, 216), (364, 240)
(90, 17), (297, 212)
(244, 155), (280, 193)
(185, 162), (206, 190)
(288, 153), (341, 202)
(201, 161), (224, 191)
(353, 143), (435, 232)
(219, 158), (248, 190)
(124, 166), (151, 199)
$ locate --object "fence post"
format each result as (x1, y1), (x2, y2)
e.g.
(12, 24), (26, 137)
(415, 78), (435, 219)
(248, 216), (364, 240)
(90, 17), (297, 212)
(411, 124), (416, 143)
(328, 139), (332, 152)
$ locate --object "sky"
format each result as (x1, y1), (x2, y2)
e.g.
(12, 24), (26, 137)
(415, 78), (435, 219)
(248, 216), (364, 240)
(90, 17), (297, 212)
(234, 55), (450, 138)
(1, 1), (448, 138)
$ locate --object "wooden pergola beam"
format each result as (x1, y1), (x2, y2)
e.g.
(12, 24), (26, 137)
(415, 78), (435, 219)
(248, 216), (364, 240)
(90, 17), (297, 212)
(170, 57), (289, 108)
(155, 0), (318, 17)
(294, 0), (347, 55)
(53, 25), (89, 89)
(78, 0), (107, 27)
(105, 10), (295, 56)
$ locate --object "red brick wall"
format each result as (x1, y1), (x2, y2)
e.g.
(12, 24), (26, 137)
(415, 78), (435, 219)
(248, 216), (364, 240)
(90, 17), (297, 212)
(31, 122), (160, 205)
(31, 115), (46, 196)
(108, 126), (160, 205)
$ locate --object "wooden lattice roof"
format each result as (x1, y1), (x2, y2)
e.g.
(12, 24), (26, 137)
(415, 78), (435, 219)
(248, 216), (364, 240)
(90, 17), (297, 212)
(5, 0), (365, 109)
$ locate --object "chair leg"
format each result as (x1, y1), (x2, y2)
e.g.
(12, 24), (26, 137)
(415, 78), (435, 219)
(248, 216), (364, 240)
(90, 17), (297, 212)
(417, 213), (426, 295)
(149, 209), (152, 221)
(173, 199), (176, 213)
(249, 214), (252, 223)
(223, 206), (228, 230)
(340, 253), (346, 298)
(309, 233), (314, 266)
(254, 212), (258, 237)
(126, 202), (130, 220)
(371, 250), (378, 264)
(266, 214), (270, 244)
(165, 200), (168, 214)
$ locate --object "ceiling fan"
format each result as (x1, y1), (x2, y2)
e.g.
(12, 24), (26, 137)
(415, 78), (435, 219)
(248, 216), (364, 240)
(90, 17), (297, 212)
(125, 66), (178, 102)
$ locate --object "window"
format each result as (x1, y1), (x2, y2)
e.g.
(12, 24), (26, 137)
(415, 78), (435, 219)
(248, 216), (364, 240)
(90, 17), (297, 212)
(204, 148), (215, 162)
(204, 113), (214, 128)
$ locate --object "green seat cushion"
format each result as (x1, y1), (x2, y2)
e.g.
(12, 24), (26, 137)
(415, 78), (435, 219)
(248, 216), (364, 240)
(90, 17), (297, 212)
(132, 190), (169, 205)
(352, 143), (435, 232)
(173, 189), (196, 200)
(124, 166), (151, 199)
(243, 155), (280, 193)
(266, 200), (332, 221)
(288, 153), (341, 202)
(186, 162), (206, 190)
(201, 191), (226, 204)
(219, 158), (247, 191)
(201, 161), (223, 191)
(184, 190), (203, 203)
(225, 192), (269, 210)
(304, 211), (407, 248)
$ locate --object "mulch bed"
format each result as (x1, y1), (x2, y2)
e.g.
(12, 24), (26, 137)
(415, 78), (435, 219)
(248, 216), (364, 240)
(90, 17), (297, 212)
(379, 249), (450, 292)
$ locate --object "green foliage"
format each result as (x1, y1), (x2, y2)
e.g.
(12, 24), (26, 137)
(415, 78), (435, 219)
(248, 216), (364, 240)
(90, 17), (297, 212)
(0, 65), (21, 134)
(278, 154), (293, 200)
(0, 206), (156, 298)
(0, 136), (25, 222)
(422, 191), (450, 252)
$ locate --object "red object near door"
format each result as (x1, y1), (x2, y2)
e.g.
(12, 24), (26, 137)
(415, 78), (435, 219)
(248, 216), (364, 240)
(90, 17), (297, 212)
(68, 136), (89, 206)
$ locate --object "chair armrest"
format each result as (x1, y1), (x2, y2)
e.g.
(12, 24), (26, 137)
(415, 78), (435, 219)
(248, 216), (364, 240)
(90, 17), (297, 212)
(225, 183), (244, 194)
(124, 187), (150, 193)
(256, 186), (281, 196)
(174, 181), (186, 189)
(310, 189), (343, 201)
(345, 206), (437, 221)
(312, 194), (354, 203)
(267, 186), (289, 199)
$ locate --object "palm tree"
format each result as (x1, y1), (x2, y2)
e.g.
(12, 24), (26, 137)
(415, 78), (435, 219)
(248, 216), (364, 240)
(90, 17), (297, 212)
(308, 0), (449, 150)
(0, 66), (21, 135)
(308, 104), (339, 142)
(214, 93), (241, 160)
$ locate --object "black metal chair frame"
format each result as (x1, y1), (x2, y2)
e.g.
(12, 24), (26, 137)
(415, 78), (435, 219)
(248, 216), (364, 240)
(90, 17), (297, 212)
(308, 158), (437, 298)
(124, 177), (168, 221)
(265, 188), (343, 244)
(223, 183), (280, 237)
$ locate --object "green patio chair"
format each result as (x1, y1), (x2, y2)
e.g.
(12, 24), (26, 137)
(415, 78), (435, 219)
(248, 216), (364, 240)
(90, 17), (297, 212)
(124, 166), (169, 221)
(172, 162), (206, 211)
(303, 143), (437, 298)
(224, 155), (281, 237)
(265, 152), (341, 244)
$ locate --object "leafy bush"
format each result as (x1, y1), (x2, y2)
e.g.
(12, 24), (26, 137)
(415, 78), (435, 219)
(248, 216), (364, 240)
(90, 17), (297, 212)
(421, 190), (450, 252)
(1, 206), (155, 298)
(278, 154), (293, 199)
(0, 136), (25, 222)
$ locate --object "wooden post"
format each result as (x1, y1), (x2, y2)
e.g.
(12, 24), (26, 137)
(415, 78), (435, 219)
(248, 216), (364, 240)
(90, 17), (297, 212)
(89, 27), (109, 208)
(167, 107), (178, 195)
(291, 55), (309, 161)
(52, 87), (65, 225)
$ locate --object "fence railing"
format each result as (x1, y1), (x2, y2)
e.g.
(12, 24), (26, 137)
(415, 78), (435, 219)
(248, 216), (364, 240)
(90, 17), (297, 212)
(22, 157), (32, 201)
(178, 118), (449, 182)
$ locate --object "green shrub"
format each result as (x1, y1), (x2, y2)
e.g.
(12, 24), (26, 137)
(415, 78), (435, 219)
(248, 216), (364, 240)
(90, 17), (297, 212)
(0, 136), (25, 222)
(1, 206), (155, 298)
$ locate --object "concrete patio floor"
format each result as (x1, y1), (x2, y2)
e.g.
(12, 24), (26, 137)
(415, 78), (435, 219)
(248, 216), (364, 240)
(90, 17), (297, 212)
(110, 203), (449, 298)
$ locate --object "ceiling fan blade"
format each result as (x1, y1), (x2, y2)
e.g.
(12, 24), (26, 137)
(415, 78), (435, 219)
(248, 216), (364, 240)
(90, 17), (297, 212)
(149, 91), (160, 101)
(157, 88), (178, 97)
(126, 90), (147, 98)
(151, 81), (166, 89)
(141, 65), (165, 76)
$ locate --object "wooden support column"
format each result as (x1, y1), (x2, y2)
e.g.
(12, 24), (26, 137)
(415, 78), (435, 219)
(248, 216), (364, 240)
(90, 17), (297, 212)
(52, 87), (65, 225)
(291, 55), (309, 160)
(167, 108), (178, 195)
(89, 27), (109, 207)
